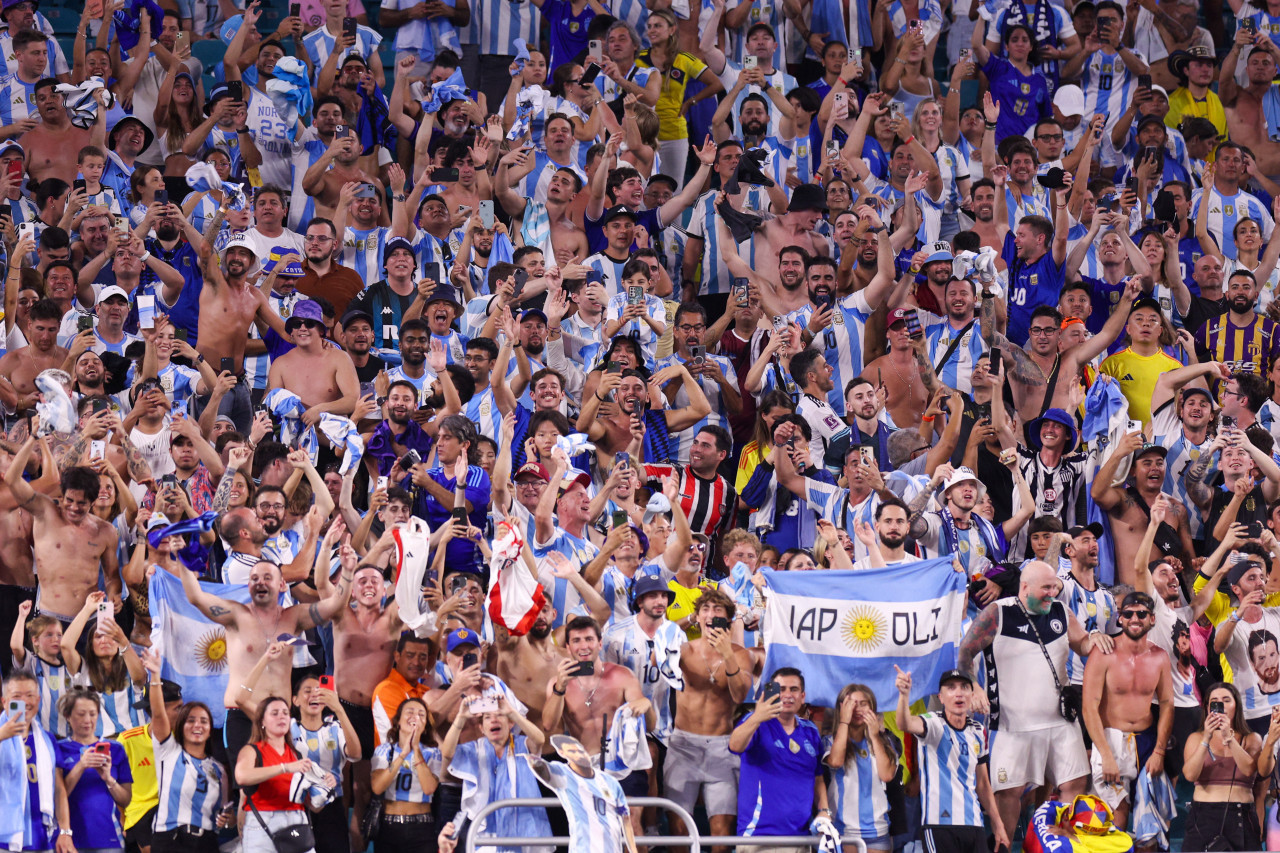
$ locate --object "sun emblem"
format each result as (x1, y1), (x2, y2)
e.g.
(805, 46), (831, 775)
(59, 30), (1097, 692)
(195, 629), (229, 673)
(841, 605), (887, 653)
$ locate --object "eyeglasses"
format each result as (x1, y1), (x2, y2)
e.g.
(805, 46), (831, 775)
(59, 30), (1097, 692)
(1036, 133), (1064, 142)
(257, 502), (285, 511)
(304, 234), (333, 243)
(689, 542), (707, 553)
(676, 324), (706, 333)
(1029, 327), (1058, 336)
(1120, 609), (1151, 619)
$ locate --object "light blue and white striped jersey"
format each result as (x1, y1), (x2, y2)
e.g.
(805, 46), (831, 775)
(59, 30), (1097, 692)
(604, 290), (665, 366)
(1003, 184), (1052, 232)
(533, 527), (601, 628)
(290, 719), (349, 797)
(542, 760), (631, 853)
(683, 191), (734, 296)
(71, 671), (144, 737)
(825, 733), (894, 839)
(917, 712), (988, 827)
(869, 179), (945, 244)
(341, 225), (393, 284)
(597, 562), (671, 627)
(594, 63), (656, 104)
(724, 0), (784, 67)
(820, 289), (878, 416)
(601, 612), (682, 743)
(83, 185), (123, 217)
(383, 0), (460, 61)
(654, 352), (739, 463)
(287, 129), (331, 231)
(464, 385), (505, 442)
(1058, 574), (1116, 685)
(1066, 220), (1101, 279)
(371, 742), (442, 803)
(1151, 401), (1217, 542)
(1080, 50), (1142, 138)
(521, 152), (587, 207)
(804, 479), (880, 562)
(724, 64), (798, 140)
(16, 654), (69, 738)
(386, 365), (434, 405)
(186, 192), (222, 237)
(1190, 185), (1275, 261)
(931, 143), (970, 216)
(0, 73), (35, 125)
(473, 0), (540, 54)
(153, 733), (227, 832)
(923, 313), (986, 395)
(301, 24), (383, 82)
(0, 32), (67, 77)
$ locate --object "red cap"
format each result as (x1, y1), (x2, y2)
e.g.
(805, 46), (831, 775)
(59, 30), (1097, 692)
(515, 462), (550, 482)
(888, 308), (909, 326)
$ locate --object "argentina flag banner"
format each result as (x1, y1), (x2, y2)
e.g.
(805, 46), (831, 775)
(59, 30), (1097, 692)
(761, 559), (967, 708)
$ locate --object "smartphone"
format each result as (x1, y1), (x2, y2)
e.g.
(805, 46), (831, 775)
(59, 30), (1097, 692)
(16, 222), (34, 244)
(469, 694), (499, 714)
(137, 293), (155, 329)
(851, 53), (863, 75)
(451, 507), (469, 526)
(761, 680), (782, 701)
(6, 699), (23, 720)
(95, 599), (114, 634)
(614, 451), (629, 469)
(512, 267), (529, 292)
(1210, 700), (1225, 715)
(859, 445), (875, 467)
(627, 284), (644, 305)
(318, 675), (334, 691)
(580, 64), (602, 86)
(73, 178), (86, 192)
(91, 397), (110, 415)
(342, 16), (357, 37)
(448, 574), (470, 597)
(1125, 176), (1139, 196)
(1222, 414), (1237, 430)
(400, 449), (422, 469)
(90, 439), (105, 461)
(909, 18), (921, 29)
(833, 91), (847, 111)
(289, 2), (300, 16)
(588, 39), (603, 61)
(227, 81), (243, 102)
(826, 139), (840, 160)
(1127, 418), (1144, 435)
(376, 475), (388, 490)
(989, 346), (1002, 374)
(478, 199), (494, 230)
(569, 660), (595, 677)
(889, 102), (905, 122)
(959, 47), (972, 64)
(743, 55), (758, 70)
(690, 344), (706, 366)
(709, 616), (730, 631)
(219, 357), (234, 374)
(461, 651), (479, 669)
(732, 278), (749, 305)
(611, 509), (628, 528)
(903, 307), (923, 340)
(175, 30), (189, 52)
(77, 313), (94, 332)
(155, 189), (168, 205)
(1138, 74), (1152, 89)
(334, 124), (350, 138)
(93, 742), (110, 755)
(606, 361), (622, 374)
(1243, 17), (1258, 34)
(431, 167), (460, 183)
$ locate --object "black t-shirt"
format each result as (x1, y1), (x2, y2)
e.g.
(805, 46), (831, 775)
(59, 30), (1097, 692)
(1205, 475), (1268, 555)
(1184, 294), (1227, 335)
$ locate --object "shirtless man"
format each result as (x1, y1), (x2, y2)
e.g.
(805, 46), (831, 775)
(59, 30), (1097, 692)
(266, 298), (360, 423)
(0, 302), (67, 414)
(1092, 432), (1198, 586)
(21, 81), (97, 186)
(177, 552), (352, 773)
(5, 436), (120, 622)
(666, 588), (753, 851)
(577, 367), (711, 459)
(1221, 29), (1280, 175)
(195, 224), (289, 432)
(1082, 590), (1173, 832)
(861, 312), (939, 429)
(749, 188), (833, 294)
(301, 129), (377, 221)
(494, 146), (590, 266)
(544, 616), (654, 795)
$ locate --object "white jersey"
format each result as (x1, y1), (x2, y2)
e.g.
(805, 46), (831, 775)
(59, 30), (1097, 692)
(653, 352), (739, 464)
(825, 733), (895, 838)
(540, 760), (631, 853)
(71, 670), (143, 737)
(987, 597), (1071, 732)
(153, 734), (228, 832)
(797, 392), (851, 475)
(290, 719), (350, 797)
(1058, 574), (1117, 685)
(1191, 185), (1275, 261)
(1222, 607), (1280, 720)
(916, 713), (988, 827)
(1151, 401), (1217, 541)
(244, 89), (296, 189)
(601, 615), (683, 743)
(371, 742), (443, 803)
(15, 654), (69, 738)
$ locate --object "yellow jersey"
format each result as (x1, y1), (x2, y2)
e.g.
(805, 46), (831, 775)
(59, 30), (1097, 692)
(1098, 347), (1184, 428)
(667, 578), (717, 638)
(635, 50), (707, 142)
(119, 723), (158, 829)
(1166, 88), (1227, 140)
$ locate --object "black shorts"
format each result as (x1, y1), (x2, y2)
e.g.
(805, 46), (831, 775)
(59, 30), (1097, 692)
(619, 767), (649, 798)
(340, 698), (376, 761)
(223, 707), (253, 778)
(151, 824), (220, 853)
(124, 806), (158, 852)
(921, 825), (989, 853)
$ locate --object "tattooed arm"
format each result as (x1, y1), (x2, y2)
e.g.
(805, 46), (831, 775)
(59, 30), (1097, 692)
(1186, 434), (1226, 510)
(115, 422), (154, 487)
(907, 464), (950, 539)
(959, 602), (1000, 678)
(176, 559), (240, 626)
(296, 548), (356, 630)
(990, 332), (1046, 387)
(909, 333), (942, 397)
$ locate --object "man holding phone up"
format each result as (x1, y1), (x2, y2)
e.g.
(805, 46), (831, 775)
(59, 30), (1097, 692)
(0, 672), (71, 853)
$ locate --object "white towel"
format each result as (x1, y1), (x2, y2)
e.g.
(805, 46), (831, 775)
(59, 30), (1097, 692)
(393, 518), (436, 636)
(34, 373), (75, 436)
(601, 705), (651, 779)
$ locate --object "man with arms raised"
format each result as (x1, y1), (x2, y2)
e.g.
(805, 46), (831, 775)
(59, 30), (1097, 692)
(266, 298), (360, 423)
(175, 554), (353, 777)
(5, 436), (119, 623)
(1082, 590), (1173, 829)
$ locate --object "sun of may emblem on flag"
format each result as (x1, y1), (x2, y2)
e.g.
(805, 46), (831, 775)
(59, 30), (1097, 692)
(842, 605), (887, 653)
(196, 629), (229, 673)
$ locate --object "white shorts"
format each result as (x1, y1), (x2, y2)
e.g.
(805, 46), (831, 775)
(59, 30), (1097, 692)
(988, 724), (1088, 792)
(1089, 727), (1140, 810)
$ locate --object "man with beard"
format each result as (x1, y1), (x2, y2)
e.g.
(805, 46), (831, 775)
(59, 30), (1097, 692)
(1094, 434), (1199, 587)
(852, 496), (918, 569)
(1212, 547), (1280, 730)
(914, 275), (986, 396)
(1082, 590), (1173, 829)
(967, 180), (1004, 254)
(302, 122), (380, 222)
(751, 185), (833, 299)
(845, 380), (893, 469)
(959, 561), (1109, 840)
(1048, 524), (1119, 690)
(4, 437), (120, 623)
(195, 231), (291, 433)
(988, 161), (1069, 346)
(178, 552), (354, 778)
(655, 302), (740, 464)
(243, 185), (305, 261)
(0, 300), (66, 415)
(71, 240), (181, 348)
(578, 364), (710, 462)
(372, 634), (431, 745)
(83, 285), (139, 356)
(363, 379), (433, 479)
(1250, 631), (1280, 693)
(267, 299), (360, 422)
(1196, 270), (1280, 381)
(902, 242), (958, 320)
(1151, 365), (1226, 548)
(451, 218), (506, 303)
(384, 317), (438, 402)
(909, 464), (1014, 578)
(21, 80), (94, 187)
(297, 218), (363, 316)
(861, 311), (944, 430)
(665, 587), (753, 850)
(340, 309), (385, 394)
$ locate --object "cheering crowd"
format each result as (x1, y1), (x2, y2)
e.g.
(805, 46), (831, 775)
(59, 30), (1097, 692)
(8, 0), (1280, 849)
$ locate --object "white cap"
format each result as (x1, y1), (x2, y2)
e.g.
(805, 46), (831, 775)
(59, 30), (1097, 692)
(1149, 84), (1169, 100)
(219, 234), (263, 277)
(1053, 85), (1085, 117)
(642, 493), (672, 524)
(95, 284), (130, 306)
(941, 466), (986, 498)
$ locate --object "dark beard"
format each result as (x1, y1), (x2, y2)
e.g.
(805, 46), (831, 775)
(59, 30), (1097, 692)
(156, 223), (180, 241)
(529, 622), (551, 639)
(525, 341), (545, 358)
(880, 533), (906, 550)
(422, 391), (445, 409)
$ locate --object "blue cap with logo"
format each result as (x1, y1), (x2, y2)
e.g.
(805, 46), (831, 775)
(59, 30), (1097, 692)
(446, 627), (482, 652)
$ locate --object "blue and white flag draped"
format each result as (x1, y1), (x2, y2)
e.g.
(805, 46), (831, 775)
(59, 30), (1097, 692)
(185, 162), (246, 209)
(55, 78), (113, 129)
(263, 388), (308, 447)
(148, 510), (218, 549)
(113, 0), (165, 59)
(760, 559), (966, 709)
(34, 372), (75, 435)
(317, 413), (364, 475)
(148, 569), (252, 728)
(423, 67), (469, 114)
(266, 57), (312, 143)
(1083, 377), (1131, 585)
(1132, 770), (1176, 850)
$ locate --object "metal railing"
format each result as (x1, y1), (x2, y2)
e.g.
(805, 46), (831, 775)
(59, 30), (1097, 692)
(464, 796), (870, 852)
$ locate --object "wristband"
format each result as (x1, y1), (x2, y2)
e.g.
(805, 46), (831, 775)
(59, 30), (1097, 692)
(139, 250), (151, 262)
(985, 121), (997, 130)
(921, 415), (935, 422)
(903, 135), (915, 146)
(552, 684), (566, 695)
(837, 78), (848, 87)
(236, 127), (250, 134)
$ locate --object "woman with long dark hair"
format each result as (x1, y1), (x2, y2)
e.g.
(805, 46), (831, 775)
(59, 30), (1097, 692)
(61, 591), (147, 736)
(826, 683), (899, 853)
(1181, 683), (1261, 851)
(371, 697), (441, 853)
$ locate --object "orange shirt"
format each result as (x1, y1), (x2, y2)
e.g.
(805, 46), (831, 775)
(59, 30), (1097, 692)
(371, 669), (428, 746)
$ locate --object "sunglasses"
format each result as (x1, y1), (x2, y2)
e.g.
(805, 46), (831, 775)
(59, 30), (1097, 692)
(1120, 609), (1151, 619)
(688, 542), (707, 553)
